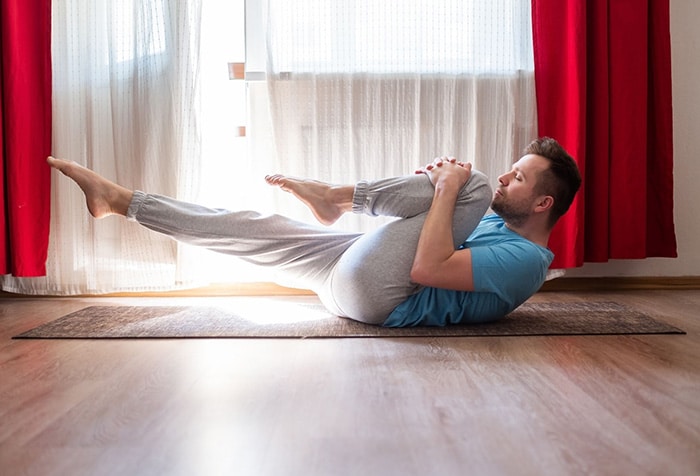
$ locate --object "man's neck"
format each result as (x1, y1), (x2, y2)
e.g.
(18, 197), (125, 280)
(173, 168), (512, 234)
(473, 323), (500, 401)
(504, 220), (551, 248)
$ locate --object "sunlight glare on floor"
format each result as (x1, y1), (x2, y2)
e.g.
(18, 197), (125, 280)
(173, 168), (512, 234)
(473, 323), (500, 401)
(214, 298), (334, 325)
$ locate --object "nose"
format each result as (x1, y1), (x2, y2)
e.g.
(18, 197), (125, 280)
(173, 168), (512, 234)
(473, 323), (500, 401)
(498, 171), (511, 186)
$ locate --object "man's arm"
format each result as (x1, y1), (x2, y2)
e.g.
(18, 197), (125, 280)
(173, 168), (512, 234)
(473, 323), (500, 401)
(409, 158), (476, 292)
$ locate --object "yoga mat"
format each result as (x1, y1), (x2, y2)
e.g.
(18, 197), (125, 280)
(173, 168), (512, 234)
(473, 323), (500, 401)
(13, 301), (684, 339)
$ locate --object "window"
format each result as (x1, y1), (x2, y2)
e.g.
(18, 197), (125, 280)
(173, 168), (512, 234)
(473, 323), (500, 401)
(263, 0), (533, 75)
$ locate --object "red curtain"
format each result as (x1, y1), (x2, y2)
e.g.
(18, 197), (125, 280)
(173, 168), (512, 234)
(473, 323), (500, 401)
(531, 0), (677, 268)
(0, 0), (52, 277)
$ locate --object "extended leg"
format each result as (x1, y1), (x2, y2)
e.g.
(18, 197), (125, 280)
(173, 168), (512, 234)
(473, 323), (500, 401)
(127, 191), (361, 308)
(47, 156), (361, 315)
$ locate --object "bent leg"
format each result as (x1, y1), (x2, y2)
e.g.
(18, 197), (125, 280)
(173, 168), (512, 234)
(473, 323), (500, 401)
(327, 171), (493, 324)
(352, 173), (438, 218)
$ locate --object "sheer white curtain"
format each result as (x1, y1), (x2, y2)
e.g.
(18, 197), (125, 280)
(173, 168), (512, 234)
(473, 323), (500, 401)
(256, 0), (538, 232)
(1, 0), (538, 294)
(1, 0), (204, 294)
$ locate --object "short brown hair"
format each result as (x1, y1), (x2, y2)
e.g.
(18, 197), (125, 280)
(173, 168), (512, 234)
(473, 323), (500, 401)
(524, 137), (582, 228)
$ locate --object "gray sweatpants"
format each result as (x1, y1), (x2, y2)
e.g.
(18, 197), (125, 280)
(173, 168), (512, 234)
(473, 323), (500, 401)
(127, 171), (492, 324)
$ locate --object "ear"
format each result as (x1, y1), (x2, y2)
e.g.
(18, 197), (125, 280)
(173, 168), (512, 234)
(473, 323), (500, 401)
(534, 195), (554, 213)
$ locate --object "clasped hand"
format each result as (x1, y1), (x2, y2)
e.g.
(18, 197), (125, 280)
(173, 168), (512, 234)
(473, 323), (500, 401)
(414, 156), (472, 188)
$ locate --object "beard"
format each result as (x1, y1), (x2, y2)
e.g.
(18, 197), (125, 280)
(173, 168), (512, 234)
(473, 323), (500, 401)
(491, 195), (531, 228)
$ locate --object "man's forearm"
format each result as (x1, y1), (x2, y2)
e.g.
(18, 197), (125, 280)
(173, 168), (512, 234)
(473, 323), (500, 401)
(414, 182), (460, 268)
(409, 160), (475, 290)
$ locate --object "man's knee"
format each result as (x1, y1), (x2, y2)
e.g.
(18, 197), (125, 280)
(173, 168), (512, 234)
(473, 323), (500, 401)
(462, 170), (493, 209)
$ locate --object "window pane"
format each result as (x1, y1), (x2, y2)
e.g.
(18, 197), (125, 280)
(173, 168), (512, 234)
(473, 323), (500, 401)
(267, 0), (533, 74)
(111, 0), (168, 63)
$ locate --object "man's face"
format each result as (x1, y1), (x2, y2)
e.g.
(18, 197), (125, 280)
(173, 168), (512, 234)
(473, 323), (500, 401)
(491, 154), (550, 227)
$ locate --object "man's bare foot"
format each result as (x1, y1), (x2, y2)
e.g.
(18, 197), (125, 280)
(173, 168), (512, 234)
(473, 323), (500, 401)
(264, 174), (352, 225)
(47, 156), (133, 218)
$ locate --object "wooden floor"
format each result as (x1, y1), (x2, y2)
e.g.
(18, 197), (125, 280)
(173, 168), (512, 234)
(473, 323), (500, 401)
(1, 290), (699, 476)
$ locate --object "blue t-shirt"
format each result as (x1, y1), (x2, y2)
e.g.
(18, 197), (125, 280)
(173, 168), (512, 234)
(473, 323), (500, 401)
(382, 214), (554, 327)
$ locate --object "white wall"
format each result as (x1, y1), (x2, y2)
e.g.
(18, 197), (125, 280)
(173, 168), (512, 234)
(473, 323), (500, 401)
(566, 0), (700, 278)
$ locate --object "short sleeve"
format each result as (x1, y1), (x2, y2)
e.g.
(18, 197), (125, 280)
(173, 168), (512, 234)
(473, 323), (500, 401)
(470, 240), (552, 309)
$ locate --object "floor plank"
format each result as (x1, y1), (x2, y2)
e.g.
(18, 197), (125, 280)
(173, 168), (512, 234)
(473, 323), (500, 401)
(1, 291), (699, 476)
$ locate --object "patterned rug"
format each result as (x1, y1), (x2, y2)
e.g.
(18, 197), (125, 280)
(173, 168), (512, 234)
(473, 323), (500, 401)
(13, 301), (684, 339)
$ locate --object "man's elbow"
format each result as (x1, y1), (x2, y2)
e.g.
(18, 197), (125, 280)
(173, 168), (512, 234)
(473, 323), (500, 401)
(410, 263), (433, 285)
(410, 255), (473, 291)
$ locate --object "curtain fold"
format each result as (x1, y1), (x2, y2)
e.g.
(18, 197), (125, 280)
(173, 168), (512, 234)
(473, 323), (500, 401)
(532, 0), (677, 268)
(0, 0), (53, 277)
(0, 0), (205, 294)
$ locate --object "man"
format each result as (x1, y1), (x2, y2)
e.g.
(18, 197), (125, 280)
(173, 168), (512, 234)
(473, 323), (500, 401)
(47, 137), (581, 327)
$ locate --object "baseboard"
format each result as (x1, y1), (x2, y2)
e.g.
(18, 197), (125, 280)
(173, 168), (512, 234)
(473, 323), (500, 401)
(1, 277), (699, 299)
(0, 282), (315, 298)
(539, 276), (700, 292)
(103, 282), (318, 297)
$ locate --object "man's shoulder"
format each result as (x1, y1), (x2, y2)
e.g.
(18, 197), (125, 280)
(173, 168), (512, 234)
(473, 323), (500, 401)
(470, 215), (554, 266)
